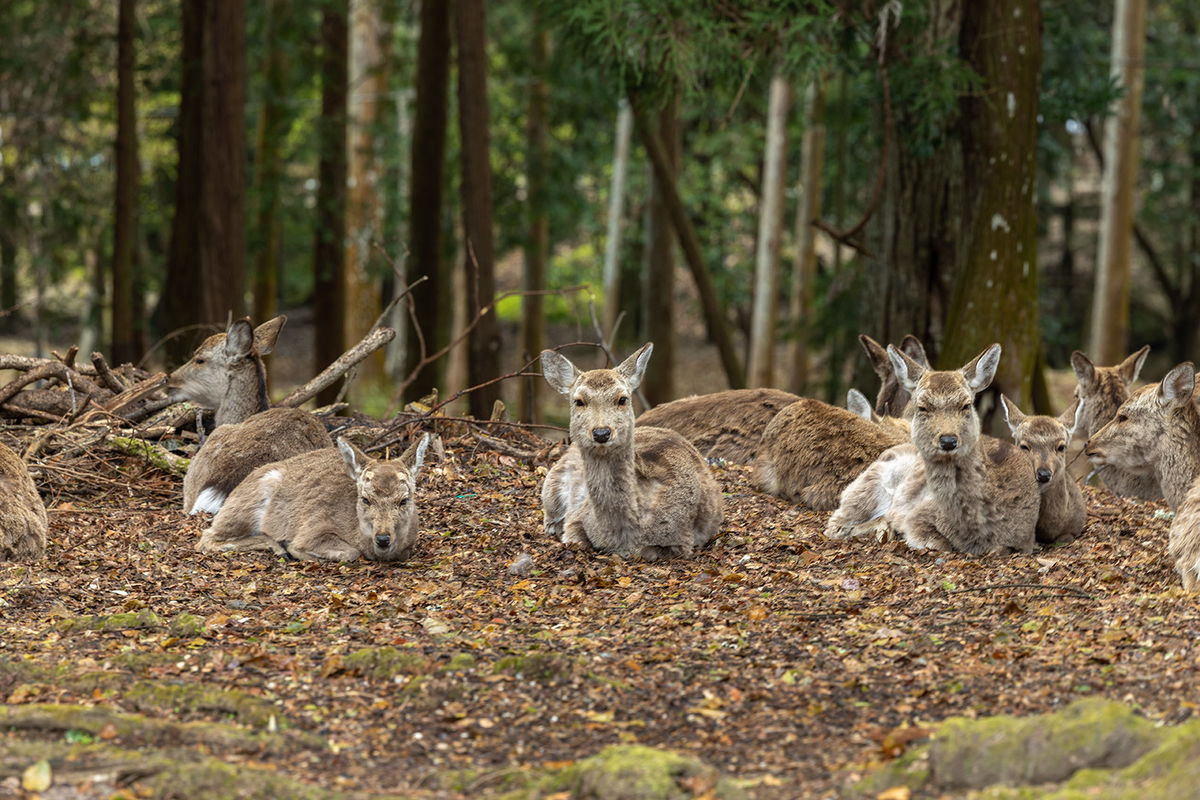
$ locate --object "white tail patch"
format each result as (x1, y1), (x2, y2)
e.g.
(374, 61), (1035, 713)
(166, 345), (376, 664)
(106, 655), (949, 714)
(190, 487), (228, 516)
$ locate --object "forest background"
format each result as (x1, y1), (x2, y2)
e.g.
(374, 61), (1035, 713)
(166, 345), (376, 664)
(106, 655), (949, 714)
(0, 0), (1195, 425)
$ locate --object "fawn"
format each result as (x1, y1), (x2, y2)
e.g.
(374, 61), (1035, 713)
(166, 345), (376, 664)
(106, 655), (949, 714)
(198, 435), (429, 562)
(0, 442), (47, 561)
(827, 344), (1039, 554)
(1083, 362), (1200, 589)
(1070, 345), (1159, 500)
(540, 343), (723, 560)
(1001, 395), (1086, 545)
(168, 316), (332, 514)
(752, 389), (911, 511)
(635, 387), (800, 463)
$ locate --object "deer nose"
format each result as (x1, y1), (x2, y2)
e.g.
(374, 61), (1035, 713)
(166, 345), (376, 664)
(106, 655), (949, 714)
(374, 534), (391, 549)
(592, 427), (611, 444)
(938, 435), (958, 452)
(1036, 467), (1052, 484)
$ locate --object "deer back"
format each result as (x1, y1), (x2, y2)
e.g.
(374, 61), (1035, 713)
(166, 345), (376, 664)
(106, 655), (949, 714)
(0, 442), (47, 562)
(635, 387), (800, 463)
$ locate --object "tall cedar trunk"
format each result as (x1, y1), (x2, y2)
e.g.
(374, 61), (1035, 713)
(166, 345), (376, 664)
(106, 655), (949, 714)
(456, 0), (501, 419)
(345, 0), (392, 402)
(0, 186), (16, 331)
(252, 0), (291, 388)
(520, 22), (550, 423)
(786, 80), (825, 395)
(642, 97), (679, 406)
(403, 0), (451, 403)
(313, 2), (349, 406)
(161, 0), (206, 367)
(748, 72), (790, 389)
(1089, 0), (1145, 364)
(601, 101), (634, 342)
(111, 0), (138, 365)
(941, 0), (1045, 412)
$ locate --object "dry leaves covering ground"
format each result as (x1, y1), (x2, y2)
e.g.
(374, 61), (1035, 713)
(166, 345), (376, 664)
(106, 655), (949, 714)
(0, 425), (1197, 799)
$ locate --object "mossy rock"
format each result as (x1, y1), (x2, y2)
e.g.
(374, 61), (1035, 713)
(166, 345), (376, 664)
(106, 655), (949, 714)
(168, 613), (206, 637)
(341, 646), (428, 679)
(492, 652), (576, 682)
(440, 652), (477, 673)
(124, 681), (282, 729)
(55, 609), (163, 633)
(536, 745), (745, 800)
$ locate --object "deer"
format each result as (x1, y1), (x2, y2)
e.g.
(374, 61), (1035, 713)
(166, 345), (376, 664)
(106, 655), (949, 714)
(197, 435), (430, 562)
(634, 387), (800, 463)
(0, 442), (48, 561)
(752, 389), (911, 511)
(168, 316), (332, 515)
(540, 343), (723, 561)
(859, 333), (929, 418)
(1070, 345), (1160, 500)
(1001, 395), (1086, 546)
(827, 344), (1040, 555)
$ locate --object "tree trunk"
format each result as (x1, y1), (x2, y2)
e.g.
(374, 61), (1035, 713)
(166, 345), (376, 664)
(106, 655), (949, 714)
(1089, 0), (1145, 365)
(786, 80), (825, 396)
(403, 0), (452, 403)
(111, 0), (138, 366)
(941, 0), (1044, 411)
(633, 100), (745, 390)
(602, 101), (634, 341)
(312, 1), (349, 406)
(520, 22), (551, 423)
(0, 187), (17, 332)
(748, 72), (790, 389)
(456, 0), (501, 419)
(642, 97), (679, 406)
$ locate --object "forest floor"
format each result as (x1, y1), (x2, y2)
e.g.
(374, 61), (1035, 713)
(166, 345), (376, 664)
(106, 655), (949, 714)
(1, 421), (1197, 800)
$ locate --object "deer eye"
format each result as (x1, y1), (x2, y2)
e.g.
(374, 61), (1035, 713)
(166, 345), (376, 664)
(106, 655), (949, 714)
(1117, 414), (1128, 423)
(195, 358), (206, 365)
(573, 398), (585, 407)
(400, 498), (408, 506)
(1019, 444), (1030, 451)
(917, 406), (930, 414)
(361, 496), (372, 506)
(617, 396), (628, 406)
(1057, 444), (1067, 452)
(961, 402), (972, 412)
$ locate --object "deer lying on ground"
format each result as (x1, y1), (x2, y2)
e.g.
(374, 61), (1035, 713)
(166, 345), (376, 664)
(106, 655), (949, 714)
(1084, 362), (1200, 590)
(1070, 345), (1160, 500)
(752, 389), (911, 511)
(169, 316), (332, 515)
(540, 343), (723, 560)
(827, 344), (1039, 555)
(198, 435), (429, 562)
(634, 387), (800, 463)
(860, 333), (929, 417)
(1001, 395), (1086, 545)
(0, 442), (47, 561)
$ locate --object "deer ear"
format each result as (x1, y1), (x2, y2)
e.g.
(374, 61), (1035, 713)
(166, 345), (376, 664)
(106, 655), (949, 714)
(541, 350), (578, 395)
(1059, 396), (1083, 439)
(962, 344), (1002, 393)
(616, 342), (653, 390)
(338, 437), (370, 479)
(887, 345), (924, 393)
(1158, 362), (1196, 409)
(253, 315), (287, 356)
(899, 334), (929, 367)
(1118, 344), (1150, 385)
(859, 335), (891, 379)
(225, 319), (255, 359)
(1070, 350), (1096, 391)
(1000, 393), (1024, 434)
(402, 433), (430, 478)
(846, 388), (874, 421)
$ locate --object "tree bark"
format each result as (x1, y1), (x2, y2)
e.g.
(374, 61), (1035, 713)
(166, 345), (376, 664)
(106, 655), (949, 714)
(0, 187), (17, 332)
(642, 97), (679, 406)
(748, 72), (790, 389)
(111, 0), (139, 366)
(1089, 0), (1146, 364)
(403, 0), (452, 403)
(456, 0), (502, 419)
(520, 22), (551, 423)
(786, 80), (825, 396)
(312, 1), (349, 406)
(602, 101), (634, 341)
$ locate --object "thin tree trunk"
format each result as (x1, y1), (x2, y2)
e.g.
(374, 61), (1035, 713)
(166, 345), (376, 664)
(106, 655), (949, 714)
(456, 0), (501, 418)
(1089, 0), (1146, 364)
(642, 96), (679, 406)
(748, 72), (790, 389)
(632, 100), (745, 389)
(0, 186), (17, 332)
(112, 0), (138, 365)
(313, 1), (348, 406)
(521, 22), (551, 423)
(786, 80), (825, 396)
(403, 0), (451, 403)
(602, 100), (634, 340)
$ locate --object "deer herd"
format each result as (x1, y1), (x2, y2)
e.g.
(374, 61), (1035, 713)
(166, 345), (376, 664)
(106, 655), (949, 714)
(0, 316), (1197, 592)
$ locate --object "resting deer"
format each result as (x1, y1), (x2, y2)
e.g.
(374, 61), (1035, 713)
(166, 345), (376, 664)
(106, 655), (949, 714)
(168, 316), (332, 514)
(1001, 395), (1086, 546)
(540, 343), (723, 560)
(1071, 345), (1159, 500)
(634, 387), (800, 463)
(752, 389), (911, 511)
(0, 442), (47, 561)
(198, 435), (429, 562)
(827, 344), (1039, 555)
(1083, 363), (1200, 590)
(860, 333), (929, 417)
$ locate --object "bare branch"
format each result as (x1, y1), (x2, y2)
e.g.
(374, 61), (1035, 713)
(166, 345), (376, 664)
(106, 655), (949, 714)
(90, 352), (128, 393)
(278, 327), (397, 408)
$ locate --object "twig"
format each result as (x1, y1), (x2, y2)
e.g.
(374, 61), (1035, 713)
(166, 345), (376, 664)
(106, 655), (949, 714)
(278, 327), (396, 409)
(90, 352), (128, 393)
(947, 583), (1094, 600)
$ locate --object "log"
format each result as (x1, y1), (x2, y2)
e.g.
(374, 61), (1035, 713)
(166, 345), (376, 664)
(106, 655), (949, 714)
(107, 436), (190, 477)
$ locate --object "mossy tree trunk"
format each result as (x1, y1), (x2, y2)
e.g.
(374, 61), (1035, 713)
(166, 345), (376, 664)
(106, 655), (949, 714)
(642, 96), (679, 406)
(111, 0), (139, 366)
(521, 20), (550, 423)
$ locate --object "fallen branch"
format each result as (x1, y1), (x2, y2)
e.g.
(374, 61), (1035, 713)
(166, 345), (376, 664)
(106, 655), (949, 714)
(278, 326), (396, 409)
(107, 435), (190, 477)
(100, 373), (168, 417)
(90, 352), (129, 393)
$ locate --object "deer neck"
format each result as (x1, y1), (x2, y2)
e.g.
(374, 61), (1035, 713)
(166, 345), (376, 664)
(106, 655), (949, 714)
(214, 359), (270, 427)
(1157, 407), (1200, 509)
(582, 442), (640, 532)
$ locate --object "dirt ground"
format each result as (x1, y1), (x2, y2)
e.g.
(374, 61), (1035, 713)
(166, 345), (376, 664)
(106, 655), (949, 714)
(1, 414), (1197, 799)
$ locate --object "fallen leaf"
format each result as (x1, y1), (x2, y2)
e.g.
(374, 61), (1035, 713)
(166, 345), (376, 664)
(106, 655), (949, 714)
(22, 759), (51, 792)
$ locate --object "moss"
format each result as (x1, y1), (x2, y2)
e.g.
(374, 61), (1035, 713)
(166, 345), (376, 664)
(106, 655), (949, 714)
(492, 652), (575, 682)
(441, 653), (477, 673)
(123, 681), (282, 729)
(341, 646), (428, 680)
(539, 745), (745, 800)
(168, 613), (206, 637)
(55, 609), (163, 633)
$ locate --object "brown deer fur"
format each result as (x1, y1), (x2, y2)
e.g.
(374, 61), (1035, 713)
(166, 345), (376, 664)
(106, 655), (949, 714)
(634, 387), (800, 463)
(0, 442), (47, 561)
(753, 390), (911, 511)
(827, 344), (1039, 555)
(169, 316), (332, 515)
(1070, 345), (1159, 499)
(860, 334), (928, 418)
(540, 344), (723, 561)
(198, 436), (429, 562)
(1002, 395), (1086, 545)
